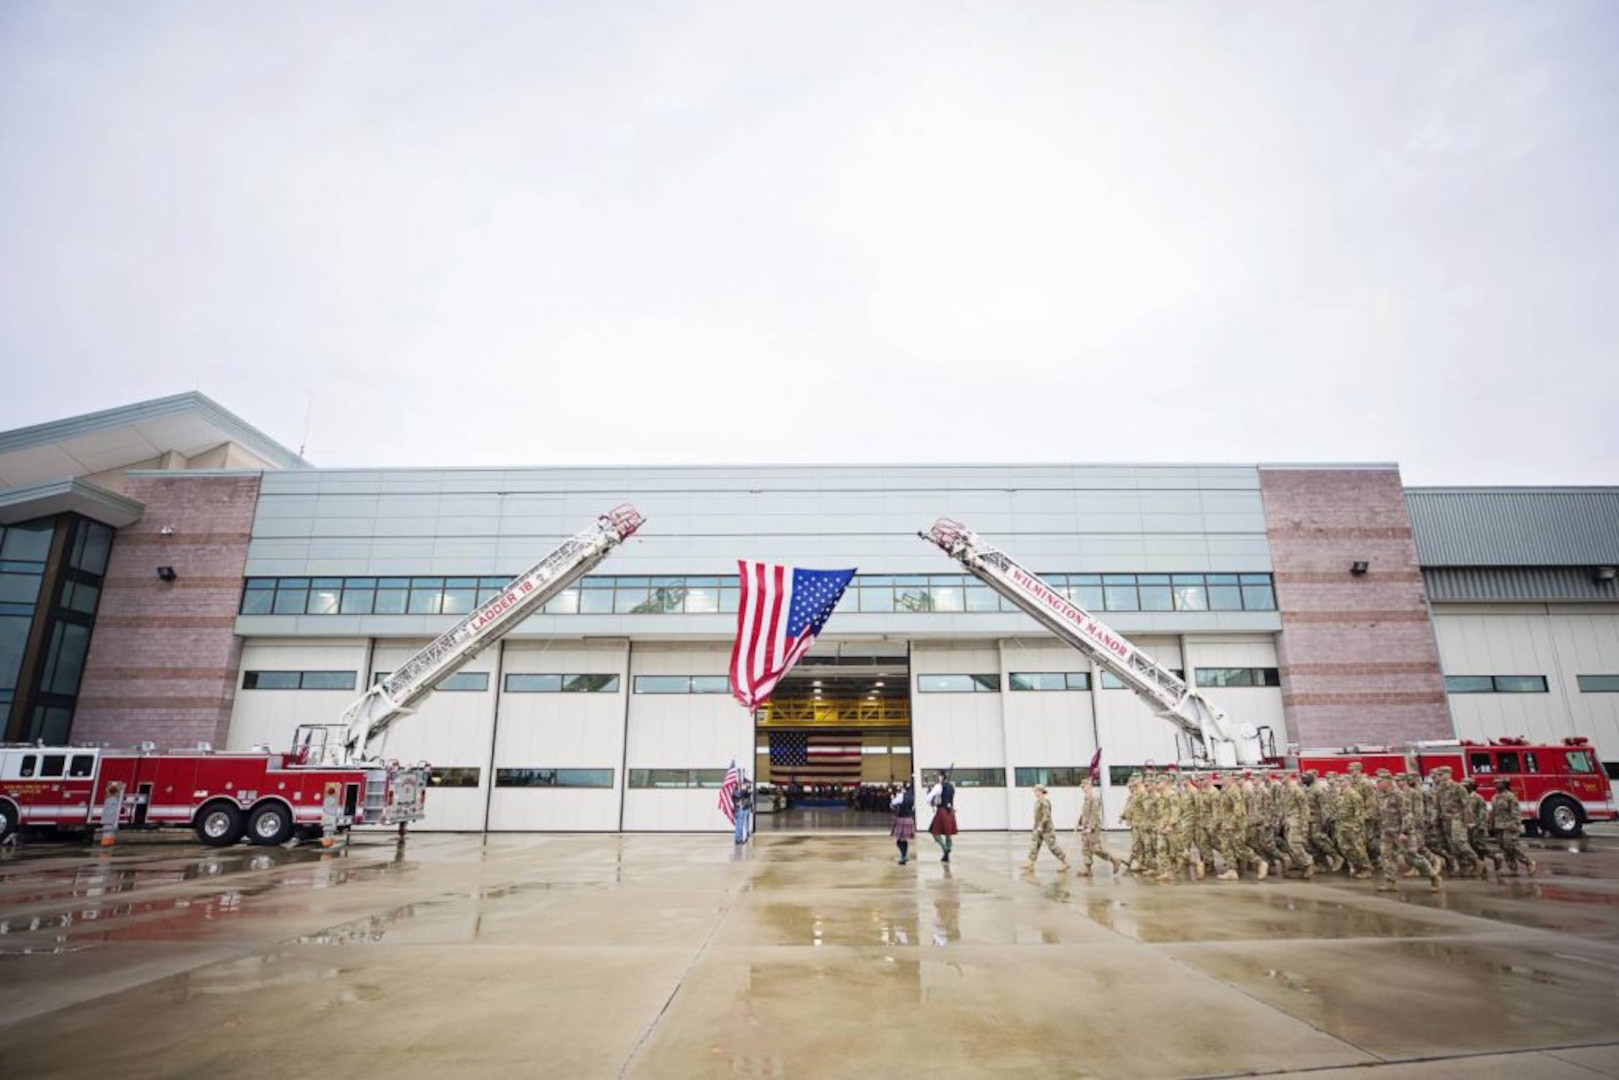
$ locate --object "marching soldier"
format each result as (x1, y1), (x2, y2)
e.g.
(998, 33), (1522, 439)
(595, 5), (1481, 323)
(1376, 770), (1441, 892)
(1215, 773), (1263, 880)
(1022, 784), (1070, 871)
(1075, 776), (1127, 876)
(1332, 772), (1373, 878)
(1463, 777), (1502, 877)
(1304, 770), (1344, 872)
(1490, 779), (1538, 877)
(1282, 773), (1315, 879)
(1433, 766), (1481, 879)
(1121, 774), (1147, 871)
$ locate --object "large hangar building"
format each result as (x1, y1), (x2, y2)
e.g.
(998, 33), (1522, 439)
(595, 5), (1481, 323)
(2, 394), (1615, 831)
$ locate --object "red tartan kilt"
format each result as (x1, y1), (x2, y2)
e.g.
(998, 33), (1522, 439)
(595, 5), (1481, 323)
(891, 817), (916, 840)
(928, 808), (958, 836)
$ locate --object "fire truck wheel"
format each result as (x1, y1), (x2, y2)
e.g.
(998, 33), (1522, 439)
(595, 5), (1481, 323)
(0, 802), (17, 842)
(194, 802), (245, 847)
(247, 803), (295, 846)
(1541, 795), (1584, 839)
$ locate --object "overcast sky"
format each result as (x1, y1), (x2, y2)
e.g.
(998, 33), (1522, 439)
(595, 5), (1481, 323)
(2, 2), (1615, 484)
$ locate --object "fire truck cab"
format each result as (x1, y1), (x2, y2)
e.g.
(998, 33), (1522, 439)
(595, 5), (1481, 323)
(1289, 736), (1614, 839)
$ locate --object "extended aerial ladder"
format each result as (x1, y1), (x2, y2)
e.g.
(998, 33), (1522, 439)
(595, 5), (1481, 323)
(920, 518), (1267, 768)
(301, 504), (646, 767)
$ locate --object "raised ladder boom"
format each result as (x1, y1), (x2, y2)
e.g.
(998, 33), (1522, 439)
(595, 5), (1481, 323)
(920, 518), (1264, 768)
(314, 505), (645, 766)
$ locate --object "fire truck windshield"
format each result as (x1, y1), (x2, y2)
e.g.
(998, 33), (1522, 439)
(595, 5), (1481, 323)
(1566, 750), (1595, 773)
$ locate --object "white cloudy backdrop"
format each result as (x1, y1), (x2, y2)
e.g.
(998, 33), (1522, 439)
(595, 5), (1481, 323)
(2, 2), (1615, 483)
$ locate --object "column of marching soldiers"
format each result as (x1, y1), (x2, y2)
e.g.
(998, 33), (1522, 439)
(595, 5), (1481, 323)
(1110, 764), (1538, 892)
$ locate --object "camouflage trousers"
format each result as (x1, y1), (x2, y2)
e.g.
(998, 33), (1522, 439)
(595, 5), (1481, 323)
(1309, 822), (1342, 866)
(1028, 824), (1067, 864)
(1249, 825), (1286, 868)
(1443, 819), (1480, 876)
(1079, 828), (1121, 871)
(1282, 817), (1314, 871)
(1496, 830), (1532, 874)
(1335, 822), (1372, 874)
(1216, 827), (1259, 874)
(1381, 829), (1437, 884)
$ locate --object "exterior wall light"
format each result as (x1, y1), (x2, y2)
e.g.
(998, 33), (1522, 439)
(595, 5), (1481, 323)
(1350, 561), (1369, 576)
(156, 566), (178, 582)
(1596, 566), (1618, 583)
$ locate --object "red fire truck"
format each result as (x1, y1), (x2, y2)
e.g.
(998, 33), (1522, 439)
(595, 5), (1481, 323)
(1288, 736), (1615, 839)
(0, 505), (644, 847)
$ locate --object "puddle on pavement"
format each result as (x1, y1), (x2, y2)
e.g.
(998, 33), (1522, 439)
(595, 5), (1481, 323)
(1081, 891), (1443, 943)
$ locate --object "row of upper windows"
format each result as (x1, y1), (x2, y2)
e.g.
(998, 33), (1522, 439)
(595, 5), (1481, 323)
(239, 669), (1287, 694)
(238, 572), (1280, 618)
(1446, 675), (1619, 694)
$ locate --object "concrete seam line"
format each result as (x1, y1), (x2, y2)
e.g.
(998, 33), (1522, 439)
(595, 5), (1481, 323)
(616, 865), (750, 1078)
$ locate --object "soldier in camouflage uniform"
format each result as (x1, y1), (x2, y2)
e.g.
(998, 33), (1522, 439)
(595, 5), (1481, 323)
(1281, 773), (1316, 878)
(1400, 773), (1446, 876)
(1348, 763), (1381, 870)
(1490, 778), (1537, 877)
(1246, 775), (1286, 877)
(1190, 775), (1218, 879)
(1022, 784), (1070, 870)
(1463, 778), (1502, 877)
(1433, 766), (1482, 879)
(1121, 774), (1146, 871)
(1214, 774), (1263, 880)
(1331, 772), (1373, 878)
(1420, 772), (1457, 875)
(1304, 771), (1344, 873)
(1152, 774), (1184, 882)
(1376, 771), (1441, 892)
(1075, 776), (1127, 876)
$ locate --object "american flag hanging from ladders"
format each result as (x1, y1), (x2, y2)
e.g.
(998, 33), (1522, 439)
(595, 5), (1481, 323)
(728, 562), (856, 710)
(769, 731), (864, 784)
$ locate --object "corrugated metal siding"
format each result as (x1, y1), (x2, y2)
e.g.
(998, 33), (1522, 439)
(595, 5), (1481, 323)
(1407, 489), (1619, 566)
(1423, 566), (1619, 603)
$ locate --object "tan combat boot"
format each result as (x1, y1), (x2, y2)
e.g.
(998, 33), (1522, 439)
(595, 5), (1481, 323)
(1256, 859), (1269, 881)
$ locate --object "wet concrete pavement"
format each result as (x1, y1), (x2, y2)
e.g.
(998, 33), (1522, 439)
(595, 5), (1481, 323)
(1, 830), (1616, 1078)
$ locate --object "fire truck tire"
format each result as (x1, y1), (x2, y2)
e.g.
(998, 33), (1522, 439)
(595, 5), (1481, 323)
(195, 802), (245, 847)
(0, 802), (17, 841)
(1540, 795), (1584, 839)
(247, 802), (295, 846)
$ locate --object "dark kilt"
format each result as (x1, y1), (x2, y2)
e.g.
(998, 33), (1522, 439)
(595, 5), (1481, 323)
(891, 816), (917, 840)
(928, 808), (958, 836)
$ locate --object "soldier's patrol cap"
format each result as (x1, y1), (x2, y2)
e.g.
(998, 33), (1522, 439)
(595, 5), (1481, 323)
(1375, 768), (1392, 778)
(1434, 766), (1451, 774)
(1463, 778), (1478, 788)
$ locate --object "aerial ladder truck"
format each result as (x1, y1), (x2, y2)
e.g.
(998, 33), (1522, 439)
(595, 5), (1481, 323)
(920, 518), (1269, 769)
(0, 505), (645, 846)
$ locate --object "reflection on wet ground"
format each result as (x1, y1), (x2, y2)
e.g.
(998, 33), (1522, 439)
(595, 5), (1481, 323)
(0, 830), (1614, 1078)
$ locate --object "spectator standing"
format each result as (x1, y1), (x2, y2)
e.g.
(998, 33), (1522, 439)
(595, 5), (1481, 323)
(733, 777), (753, 844)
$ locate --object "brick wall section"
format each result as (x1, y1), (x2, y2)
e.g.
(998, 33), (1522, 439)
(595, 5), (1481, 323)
(74, 475), (261, 749)
(1258, 468), (1453, 749)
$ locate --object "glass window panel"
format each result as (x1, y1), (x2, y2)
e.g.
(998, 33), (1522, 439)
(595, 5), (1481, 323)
(1172, 576), (1208, 611)
(613, 583), (649, 613)
(65, 581), (101, 615)
(377, 577), (409, 588)
(1100, 671), (1126, 689)
(964, 585), (1000, 612)
(373, 589), (408, 614)
(0, 571), (43, 605)
(1207, 583), (1242, 610)
(1072, 584), (1105, 610)
(917, 674), (972, 693)
(19, 754), (37, 777)
(684, 587), (719, 613)
(40, 754), (67, 778)
(243, 671), (301, 690)
(299, 671), (356, 691)
(480, 577), (512, 589)
(429, 767), (481, 788)
(1065, 672), (1092, 691)
(927, 767), (1005, 788)
(628, 769), (652, 788)
(578, 588), (614, 614)
(436, 672), (490, 692)
(1195, 668), (1253, 688)
(1010, 672), (1066, 691)
(1566, 750), (1595, 774)
(344, 577), (378, 589)
(858, 586), (895, 613)
(1492, 675), (1547, 693)
(43, 622), (91, 695)
(339, 589), (375, 615)
(691, 675), (730, 694)
(1241, 583), (1276, 610)
(280, 578), (311, 588)
(692, 769), (728, 788)
(408, 586), (443, 614)
(1254, 668), (1281, 687)
(308, 588), (341, 615)
(895, 588), (933, 613)
(70, 754), (95, 777)
(1, 523), (52, 562)
(929, 586), (964, 612)
(440, 586), (477, 615)
(544, 589), (580, 615)
(1497, 752), (1521, 773)
(578, 577), (613, 589)
(1103, 575), (1138, 611)
(496, 768), (557, 787)
(1445, 676), (1494, 693)
(75, 522), (113, 575)
(633, 675), (690, 694)
(505, 674), (562, 693)
(556, 769), (613, 788)
(562, 673), (620, 693)
(311, 577), (343, 588)
(718, 589), (740, 614)
(970, 674), (1001, 692)
(1577, 675), (1619, 693)
(272, 589), (308, 614)
(647, 768), (691, 789)
(635, 586), (686, 614)
(1139, 580), (1173, 611)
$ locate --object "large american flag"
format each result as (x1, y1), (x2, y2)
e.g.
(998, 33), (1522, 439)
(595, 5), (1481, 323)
(728, 562), (855, 710)
(718, 759), (739, 824)
(769, 731), (864, 784)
